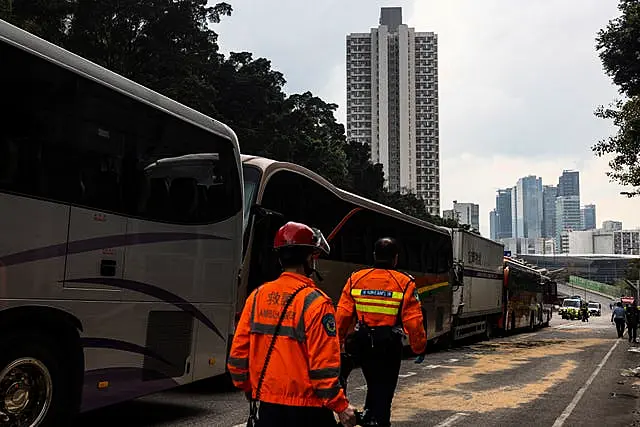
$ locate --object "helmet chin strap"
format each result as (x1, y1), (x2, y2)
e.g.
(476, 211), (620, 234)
(304, 257), (324, 282)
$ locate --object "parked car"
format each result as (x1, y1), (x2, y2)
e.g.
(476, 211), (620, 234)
(588, 302), (601, 316)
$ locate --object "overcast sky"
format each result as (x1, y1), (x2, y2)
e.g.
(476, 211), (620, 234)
(215, 0), (639, 236)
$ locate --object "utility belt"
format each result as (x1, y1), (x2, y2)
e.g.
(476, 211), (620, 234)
(344, 320), (403, 360)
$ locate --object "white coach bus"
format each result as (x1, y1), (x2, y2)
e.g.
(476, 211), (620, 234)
(238, 155), (453, 346)
(0, 19), (243, 425)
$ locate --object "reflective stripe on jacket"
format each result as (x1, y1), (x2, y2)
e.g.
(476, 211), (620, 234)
(335, 268), (427, 354)
(227, 272), (349, 413)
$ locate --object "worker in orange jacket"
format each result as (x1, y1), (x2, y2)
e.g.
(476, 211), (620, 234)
(336, 237), (427, 427)
(228, 222), (356, 427)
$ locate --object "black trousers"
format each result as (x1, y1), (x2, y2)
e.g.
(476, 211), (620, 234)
(628, 323), (637, 342)
(360, 336), (403, 427)
(256, 401), (337, 427)
(615, 318), (625, 338)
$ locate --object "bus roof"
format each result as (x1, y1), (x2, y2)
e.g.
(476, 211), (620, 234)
(0, 19), (237, 145)
(504, 257), (544, 277)
(241, 155), (450, 237)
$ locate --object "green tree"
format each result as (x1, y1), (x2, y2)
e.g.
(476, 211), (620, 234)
(214, 51), (287, 155)
(65, 0), (232, 115)
(595, 0), (640, 196)
(596, 0), (640, 97)
(627, 259), (640, 282)
(593, 99), (640, 197)
(274, 92), (348, 187)
(343, 140), (384, 199)
(0, 0), (74, 45)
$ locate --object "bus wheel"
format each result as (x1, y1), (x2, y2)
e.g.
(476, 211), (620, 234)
(485, 320), (494, 340)
(529, 312), (535, 331)
(0, 332), (75, 426)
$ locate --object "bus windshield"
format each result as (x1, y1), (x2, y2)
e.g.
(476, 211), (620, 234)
(563, 300), (580, 308)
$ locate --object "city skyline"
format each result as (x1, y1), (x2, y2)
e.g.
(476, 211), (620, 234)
(487, 169), (614, 248)
(215, 1), (639, 235)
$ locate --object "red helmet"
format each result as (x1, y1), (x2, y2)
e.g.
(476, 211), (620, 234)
(273, 222), (330, 255)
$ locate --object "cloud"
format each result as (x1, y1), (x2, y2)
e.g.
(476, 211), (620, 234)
(213, 0), (639, 237)
(410, 0), (621, 158)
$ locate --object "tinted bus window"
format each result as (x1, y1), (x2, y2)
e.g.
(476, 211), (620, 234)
(1, 41), (241, 224)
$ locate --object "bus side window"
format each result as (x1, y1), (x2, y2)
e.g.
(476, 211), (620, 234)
(405, 236), (422, 273)
(423, 239), (436, 274)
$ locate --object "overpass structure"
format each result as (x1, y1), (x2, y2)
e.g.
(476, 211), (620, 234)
(519, 253), (639, 285)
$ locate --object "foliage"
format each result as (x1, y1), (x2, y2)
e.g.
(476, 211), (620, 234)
(627, 259), (640, 282)
(593, 99), (640, 196)
(595, 0), (640, 196)
(1, 1), (472, 231)
(0, 0), (74, 45)
(596, 0), (640, 98)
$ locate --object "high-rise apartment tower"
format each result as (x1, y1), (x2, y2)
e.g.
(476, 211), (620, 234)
(346, 7), (439, 214)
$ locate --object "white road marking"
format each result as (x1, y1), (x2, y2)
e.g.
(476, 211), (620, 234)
(433, 412), (469, 427)
(423, 364), (443, 370)
(551, 339), (620, 427)
(355, 385), (367, 391)
(232, 424), (245, 427)
(398, 371), (417, 378)
(445, 358), (459, 363)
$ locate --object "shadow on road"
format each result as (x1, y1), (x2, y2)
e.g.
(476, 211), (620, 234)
(170, 372), (237, 395)
(74, 400), (208, 426)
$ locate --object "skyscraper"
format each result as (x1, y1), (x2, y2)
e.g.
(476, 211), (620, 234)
(514, 176), (543, 239)
(489, 210), (497, 240)
(542, 185), (557, 239)
(555, 170), (581, 247)
(450, 201), (480, 232)
(495, 188), (512, 239)
(581, 204), (596, 230)
(558, 170), (580, 197)
(346, 7), (440, 214)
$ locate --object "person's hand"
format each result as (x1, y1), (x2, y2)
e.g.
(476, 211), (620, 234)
(338, 404), (357, 427)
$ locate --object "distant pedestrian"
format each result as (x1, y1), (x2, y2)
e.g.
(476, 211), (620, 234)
(612, 302), (626, 338)
(626, 300), (640, 343)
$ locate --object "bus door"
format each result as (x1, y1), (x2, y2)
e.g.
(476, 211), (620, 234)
(62, 132), (126, 300)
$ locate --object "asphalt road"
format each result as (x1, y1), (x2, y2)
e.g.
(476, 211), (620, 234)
(75, 312), (640, 427)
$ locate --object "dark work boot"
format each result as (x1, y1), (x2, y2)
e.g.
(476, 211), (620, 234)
(361, 409), (381, 426)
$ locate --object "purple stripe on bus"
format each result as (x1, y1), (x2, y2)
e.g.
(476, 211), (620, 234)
(67, 277), (225, 341)
(80, 367), (179, 413)
(81, 337), (174, 367)
(0, 232), (229, 267)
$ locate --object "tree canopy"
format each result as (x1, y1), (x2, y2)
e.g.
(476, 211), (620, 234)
(595, 0), (640, 197)
(0, 1), (471, 230)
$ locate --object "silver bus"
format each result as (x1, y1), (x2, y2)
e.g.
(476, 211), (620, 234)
(239, 155), (453, 345)
(0, 19), (243, 425)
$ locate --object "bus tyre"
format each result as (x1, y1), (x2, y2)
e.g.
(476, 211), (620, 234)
(0, 332), (76, 427)
(485, 320), (494, 340)
(529, 313), (535, 331)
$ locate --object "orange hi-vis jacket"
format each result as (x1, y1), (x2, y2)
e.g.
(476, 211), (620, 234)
(336, 268), (427, 355)
(227, 272), (349, 413)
